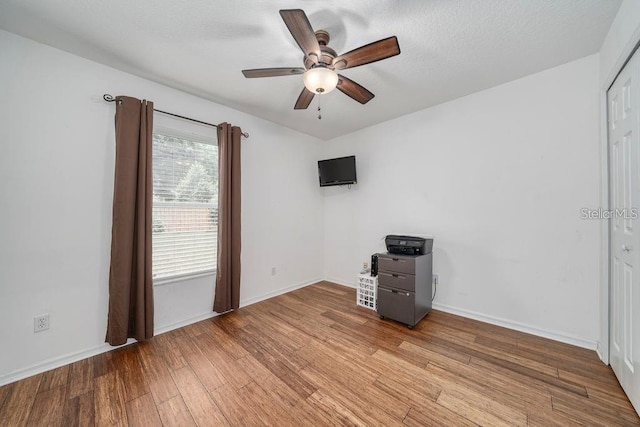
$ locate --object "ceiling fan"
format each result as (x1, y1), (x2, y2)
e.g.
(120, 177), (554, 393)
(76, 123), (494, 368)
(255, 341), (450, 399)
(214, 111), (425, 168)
(242, 9), (401, 110)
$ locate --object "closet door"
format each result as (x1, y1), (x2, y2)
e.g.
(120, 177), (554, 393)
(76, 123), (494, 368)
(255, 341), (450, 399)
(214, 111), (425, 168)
(609, 46), (640, 414)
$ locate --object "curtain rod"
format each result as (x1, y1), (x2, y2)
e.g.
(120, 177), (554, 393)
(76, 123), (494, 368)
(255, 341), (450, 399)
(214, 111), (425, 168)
(103, 94), (249, 138)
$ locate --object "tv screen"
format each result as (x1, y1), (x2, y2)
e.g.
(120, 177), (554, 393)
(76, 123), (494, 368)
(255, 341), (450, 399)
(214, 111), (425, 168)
(318, 155), (357, 187)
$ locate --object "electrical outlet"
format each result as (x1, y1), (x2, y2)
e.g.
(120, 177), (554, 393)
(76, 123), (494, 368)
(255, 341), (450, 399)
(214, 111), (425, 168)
(433, 274), (439, 285)
(271, 267), (276, 276)
(34, 314), (49, 333)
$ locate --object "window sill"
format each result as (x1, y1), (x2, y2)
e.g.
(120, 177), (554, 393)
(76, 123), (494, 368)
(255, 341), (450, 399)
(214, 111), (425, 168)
(153, 270), (216, 287)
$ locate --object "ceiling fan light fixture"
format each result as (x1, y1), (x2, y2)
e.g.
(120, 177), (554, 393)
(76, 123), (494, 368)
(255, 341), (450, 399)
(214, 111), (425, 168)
(303, 66), (338, 94)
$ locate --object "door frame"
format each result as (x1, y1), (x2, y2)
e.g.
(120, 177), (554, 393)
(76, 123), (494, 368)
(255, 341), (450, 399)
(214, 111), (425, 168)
(601, 34), (640, 365)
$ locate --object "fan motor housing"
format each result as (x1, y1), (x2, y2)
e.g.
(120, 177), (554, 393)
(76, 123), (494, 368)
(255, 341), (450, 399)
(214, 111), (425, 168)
(304, 30), (337, 70)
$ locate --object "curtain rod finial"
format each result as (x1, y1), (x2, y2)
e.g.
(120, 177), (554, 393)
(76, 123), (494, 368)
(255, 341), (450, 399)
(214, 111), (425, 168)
(103, 94), (122, 104)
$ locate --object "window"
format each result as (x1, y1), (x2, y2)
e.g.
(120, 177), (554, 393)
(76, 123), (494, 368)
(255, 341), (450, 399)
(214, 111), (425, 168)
(152, 117), (218, 283)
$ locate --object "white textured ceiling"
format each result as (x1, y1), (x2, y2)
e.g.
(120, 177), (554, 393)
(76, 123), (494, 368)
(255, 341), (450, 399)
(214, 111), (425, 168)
(0, 0), (621, 140)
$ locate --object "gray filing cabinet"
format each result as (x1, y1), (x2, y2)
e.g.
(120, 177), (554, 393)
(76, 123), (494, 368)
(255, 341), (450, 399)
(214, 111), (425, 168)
(376, 252), (432, 329)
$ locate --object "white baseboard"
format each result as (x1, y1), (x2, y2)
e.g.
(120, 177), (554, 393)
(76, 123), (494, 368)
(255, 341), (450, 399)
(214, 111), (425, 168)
(0, 338), (137, 387)
(324, 279), (598, 351)
(324, 276), (357, 288)
(0, 277), (324, 387)
(596, 344), (608, 365)
(155, 277), (323, 335)
(432, 302), (598, 350)
(154, 311), (219, 336)
(2, 277), (599, 387)
(239, 277), (323, 307)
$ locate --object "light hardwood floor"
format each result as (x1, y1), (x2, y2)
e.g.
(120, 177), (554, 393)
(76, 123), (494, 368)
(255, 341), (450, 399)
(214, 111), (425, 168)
(0, 281), (638, 426)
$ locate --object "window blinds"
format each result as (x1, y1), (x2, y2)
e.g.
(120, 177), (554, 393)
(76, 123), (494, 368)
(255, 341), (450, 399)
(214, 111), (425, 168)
(152, 133), (218, 280)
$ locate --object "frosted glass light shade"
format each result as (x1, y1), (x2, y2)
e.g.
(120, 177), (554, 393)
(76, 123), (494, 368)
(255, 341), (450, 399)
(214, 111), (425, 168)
(303, 67), (339, 94)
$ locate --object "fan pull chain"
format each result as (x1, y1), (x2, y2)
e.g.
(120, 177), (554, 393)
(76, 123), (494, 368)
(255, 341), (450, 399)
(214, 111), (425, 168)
(317, 95), (322, 120)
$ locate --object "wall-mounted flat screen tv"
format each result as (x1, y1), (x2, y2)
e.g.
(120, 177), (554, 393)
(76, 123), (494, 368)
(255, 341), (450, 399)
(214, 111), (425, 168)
(318, 155), (357, 187)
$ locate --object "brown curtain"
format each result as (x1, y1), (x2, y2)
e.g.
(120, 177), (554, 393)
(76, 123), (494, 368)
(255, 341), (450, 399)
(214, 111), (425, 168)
(213, 123), (242, 313)
(106, 96), (154, 346)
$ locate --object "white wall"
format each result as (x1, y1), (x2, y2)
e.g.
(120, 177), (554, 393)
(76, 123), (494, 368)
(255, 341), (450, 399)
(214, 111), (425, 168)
(322, 54), (601, 348)
(0, 21), (613, 384)
(0, 29), (323, 384)
(597, 0), (640, 363)
(599, 0), (640, 88)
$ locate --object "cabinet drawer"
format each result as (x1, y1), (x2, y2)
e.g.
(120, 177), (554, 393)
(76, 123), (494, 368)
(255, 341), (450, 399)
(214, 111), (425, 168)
(377, 287), (414, 326)
(377, 271), (415, 292)
(378, 255), (415, 275)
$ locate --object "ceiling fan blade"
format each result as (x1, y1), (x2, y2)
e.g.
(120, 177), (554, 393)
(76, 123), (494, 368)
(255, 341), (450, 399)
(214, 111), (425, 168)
(336, 75), (374, 104)
(294, 87), (315, 110)
(279, 9), (321, 64)
(242, 67), (306, 78)
(333, 36), (400, 70)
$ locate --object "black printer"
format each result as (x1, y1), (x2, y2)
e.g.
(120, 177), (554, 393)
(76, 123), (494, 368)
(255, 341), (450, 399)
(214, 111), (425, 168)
(385, 235), (433, 256)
